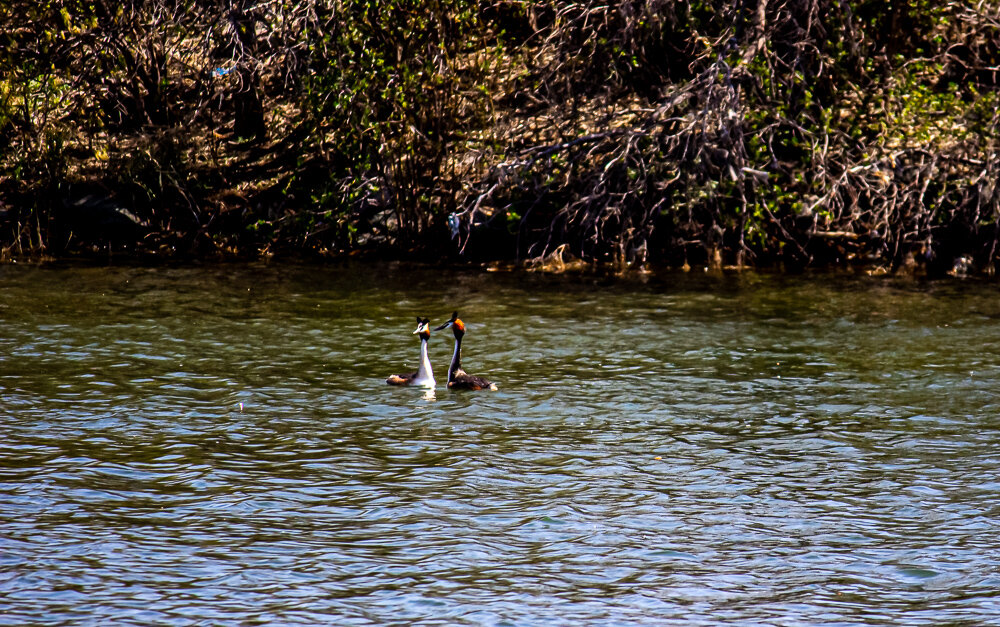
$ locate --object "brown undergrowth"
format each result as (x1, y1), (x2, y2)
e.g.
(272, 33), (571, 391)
(1, 1), (999, 276)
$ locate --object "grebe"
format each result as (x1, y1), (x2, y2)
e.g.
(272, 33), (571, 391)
(386, 317), (436, 388)
(434, 312), (498, 391)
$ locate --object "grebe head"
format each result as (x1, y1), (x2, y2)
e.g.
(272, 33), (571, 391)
(434, 311), (465, 337)
(413, 317), (432, 339)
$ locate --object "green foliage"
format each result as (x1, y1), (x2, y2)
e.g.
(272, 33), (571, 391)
(0, 0), (997, 271)
(293, 0), (497, 246)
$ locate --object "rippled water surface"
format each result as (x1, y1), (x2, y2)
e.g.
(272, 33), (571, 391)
(2, 263), (1000, 625)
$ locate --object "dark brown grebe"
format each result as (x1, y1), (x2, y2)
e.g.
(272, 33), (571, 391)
(386, 317), (436, 388)
(434, 312), (498, 391)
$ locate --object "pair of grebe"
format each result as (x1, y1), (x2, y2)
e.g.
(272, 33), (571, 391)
(386, 312), (497, 391)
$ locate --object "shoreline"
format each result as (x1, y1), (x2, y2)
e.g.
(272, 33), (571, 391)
(0, 247), (989, 282)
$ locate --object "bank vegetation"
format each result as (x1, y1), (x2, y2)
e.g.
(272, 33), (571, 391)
(2, 1), (999, 275)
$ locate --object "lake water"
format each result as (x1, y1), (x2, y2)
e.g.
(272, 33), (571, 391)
(1, 263), (999, 625)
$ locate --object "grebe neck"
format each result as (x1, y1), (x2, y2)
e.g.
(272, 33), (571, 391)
(414, 336), (435, 387)
(448, 334), (463, 383)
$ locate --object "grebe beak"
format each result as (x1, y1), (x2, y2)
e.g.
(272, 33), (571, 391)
(435, 312), (459, 331)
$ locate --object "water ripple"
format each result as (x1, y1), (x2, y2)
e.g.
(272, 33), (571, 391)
(1, 266), (1000, 624)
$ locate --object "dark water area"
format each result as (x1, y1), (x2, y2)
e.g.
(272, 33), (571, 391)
(1, 263), (999, 625)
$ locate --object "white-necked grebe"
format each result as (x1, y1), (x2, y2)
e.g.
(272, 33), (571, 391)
(386, 317), (436, 388)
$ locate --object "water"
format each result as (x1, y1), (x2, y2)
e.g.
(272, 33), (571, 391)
(2, 263), (999, 625)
